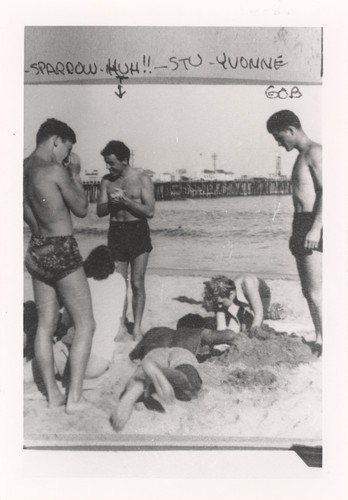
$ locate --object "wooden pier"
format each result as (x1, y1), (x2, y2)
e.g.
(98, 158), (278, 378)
(82, 178), (292, 203)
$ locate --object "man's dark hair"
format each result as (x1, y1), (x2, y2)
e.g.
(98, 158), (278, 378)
(176, 313), (206, 330)
(266, 110), (302, 133)
(83, 245), (115, 280)
(101, 141), (130, 162)
(36, 118), (76, 146)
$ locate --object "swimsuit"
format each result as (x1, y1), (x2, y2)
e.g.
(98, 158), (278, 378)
(25, 235), (83, 285)
(133, 346), (202, 402)
(107, 218), (152, 262)
(289, 212), (323, 258)
(129, 327), (204, 361)
(60, 272), (126, 363)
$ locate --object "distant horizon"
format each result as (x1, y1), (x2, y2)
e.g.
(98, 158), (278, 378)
(24, 84), (321, 179)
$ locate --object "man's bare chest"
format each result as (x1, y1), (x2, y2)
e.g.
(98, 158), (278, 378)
(292, 157), (312, 184)
(107, 179), (141, 199)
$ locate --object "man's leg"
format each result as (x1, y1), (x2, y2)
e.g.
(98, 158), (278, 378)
(32, 278), (64, 408)
(56, 267), (95, 413)
(296, 252), (322, 346)
(115, 261), (129, 335)
(130, 252), (149, 340)
(258, 279), (272, 318)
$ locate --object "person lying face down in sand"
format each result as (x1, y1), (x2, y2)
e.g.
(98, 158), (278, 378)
(110, 313), (237, 431)
(203, 274), (286, 339)
(24, 246), (126, 391)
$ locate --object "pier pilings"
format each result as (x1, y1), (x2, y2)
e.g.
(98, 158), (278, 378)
(83, 179), (292, 202)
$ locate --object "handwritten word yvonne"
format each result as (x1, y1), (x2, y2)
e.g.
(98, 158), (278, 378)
(215, 54), (287, 71)
(26, 54), (288, 77)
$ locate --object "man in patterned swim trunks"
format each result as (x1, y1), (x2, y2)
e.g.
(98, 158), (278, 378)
(97, 140), (155, 341)
(267, 110), (322, 355)
(24, 118), (95, 413)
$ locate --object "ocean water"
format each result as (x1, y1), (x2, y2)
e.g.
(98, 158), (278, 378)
(25, 195), (297, 280)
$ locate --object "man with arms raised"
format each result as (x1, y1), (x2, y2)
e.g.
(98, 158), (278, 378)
(24, 118), (95, 413)
(267, 110), (322, 355)
(97, 141), (155, 340)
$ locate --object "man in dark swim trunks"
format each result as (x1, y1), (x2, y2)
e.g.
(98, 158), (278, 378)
(97, 140), (155, 341)
(24, 118), (95, 413)
(267, 110), (322, 355)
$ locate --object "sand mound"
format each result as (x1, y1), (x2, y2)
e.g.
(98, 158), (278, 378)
(223, 368), (277, 389)
(209, 327), (314, 370)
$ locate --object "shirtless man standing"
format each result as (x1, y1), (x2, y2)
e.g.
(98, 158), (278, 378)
(267, 110), (322, 354)
(24, 118), (95, 412)
(97, 141), (155, 340)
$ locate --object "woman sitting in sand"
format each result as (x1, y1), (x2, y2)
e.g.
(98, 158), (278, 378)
(25, 245), (126, 389)
(203, 274), (286, 338)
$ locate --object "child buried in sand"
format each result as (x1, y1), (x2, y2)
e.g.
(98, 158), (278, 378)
(25, 246), (126, 392)
(110, 313), (237, 431)
(203, 274), (286, 340)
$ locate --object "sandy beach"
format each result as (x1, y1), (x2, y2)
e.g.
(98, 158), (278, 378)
(24, 273), (321, 448)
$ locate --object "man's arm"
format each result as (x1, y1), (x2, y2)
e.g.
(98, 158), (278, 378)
(306, 144), (322, 249)
(110, 175), (155, 218)
(200, 328), (237, 346)
(56, 153), (88, 218)
(241, 275), (264, 328)
(96, 177), (111, 218)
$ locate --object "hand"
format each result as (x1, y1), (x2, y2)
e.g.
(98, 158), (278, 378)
(248, 325), (270, 340)
(304, 227), (322, 250)
(109, 188), (127, 204)
(63, 152), (81, 175)
(220, 328), (237, 344)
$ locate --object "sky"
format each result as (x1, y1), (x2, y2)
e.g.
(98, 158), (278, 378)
(24, 83), (321, 179)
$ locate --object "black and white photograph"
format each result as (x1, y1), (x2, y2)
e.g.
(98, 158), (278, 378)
(2, 0), (348, 497)
(23, 26), (323, 453)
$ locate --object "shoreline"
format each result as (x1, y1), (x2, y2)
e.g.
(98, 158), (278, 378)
(146, 266), (299, 281)
(23, 270), (299, 304)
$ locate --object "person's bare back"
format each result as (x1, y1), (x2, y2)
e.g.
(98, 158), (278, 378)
(24, 151), (87, 237)
(24, 156), (73, 236)
(23, 119), (95, 411)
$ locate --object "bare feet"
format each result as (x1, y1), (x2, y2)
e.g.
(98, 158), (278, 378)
(301, 338), (322, 357)
(48, 390), (65, 409)
(133, 328), (143, 342)
(65, 396), (92, 414)
(308, 341), (322, 357)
